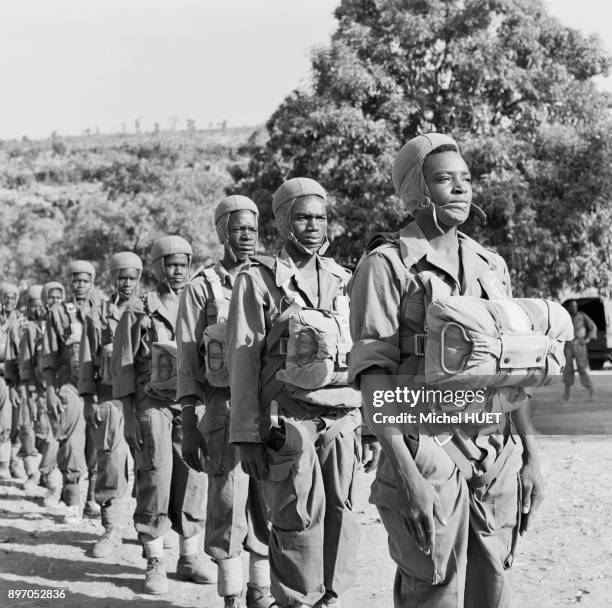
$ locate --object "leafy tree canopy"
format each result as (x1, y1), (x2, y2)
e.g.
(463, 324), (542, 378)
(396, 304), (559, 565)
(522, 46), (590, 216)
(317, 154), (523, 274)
(234, 0), (612, 297)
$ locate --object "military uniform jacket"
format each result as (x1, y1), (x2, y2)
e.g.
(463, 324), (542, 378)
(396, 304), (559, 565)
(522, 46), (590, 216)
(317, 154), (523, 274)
(4, 312), (29, 386)
(176, 262), (234, 405)
(78, 296), (127, 398)
(227, 247), (353, 444)
(18, 320), (46, 391)
(42, 297), (97, 388)
(111, 284), (179, 409)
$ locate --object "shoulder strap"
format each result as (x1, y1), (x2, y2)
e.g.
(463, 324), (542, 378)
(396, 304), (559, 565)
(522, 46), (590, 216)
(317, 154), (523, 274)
(202, 268), (225, 304)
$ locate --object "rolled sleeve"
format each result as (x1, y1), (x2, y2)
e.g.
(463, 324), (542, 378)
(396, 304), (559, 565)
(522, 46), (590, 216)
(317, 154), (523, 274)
(176, 279), (208, 403)
(348, 251), (402, 387)
(227, 272), (266, 444)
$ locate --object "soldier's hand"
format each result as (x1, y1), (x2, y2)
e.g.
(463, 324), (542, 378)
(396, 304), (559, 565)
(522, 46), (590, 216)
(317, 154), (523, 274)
(182, 406), (206, 472)
(83, 395), (97, 428)
(46, 386), (60, 418)
(239, 443), (268, 481)
(519, 453), (545, 535)
(9, 386), (21, 408)
(361, 435), (381, 473)
(123, 406), (143, 452)
(402, 473), (447, 556)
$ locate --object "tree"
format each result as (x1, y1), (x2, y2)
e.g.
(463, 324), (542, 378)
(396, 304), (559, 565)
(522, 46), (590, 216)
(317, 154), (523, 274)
(234, 0), (612, 296)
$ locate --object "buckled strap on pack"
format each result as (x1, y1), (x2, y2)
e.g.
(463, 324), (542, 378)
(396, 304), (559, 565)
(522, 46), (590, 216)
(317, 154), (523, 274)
(430, 426), (516, 489)
(399, 333), (427, 356)
(203, 268), (227, 322)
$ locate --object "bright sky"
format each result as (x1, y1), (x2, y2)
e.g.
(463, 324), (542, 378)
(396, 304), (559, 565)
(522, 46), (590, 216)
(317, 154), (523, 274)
(0, 0), (611, 139)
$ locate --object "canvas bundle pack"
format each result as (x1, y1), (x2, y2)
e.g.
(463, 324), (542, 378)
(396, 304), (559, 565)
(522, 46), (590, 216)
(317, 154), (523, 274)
(145, 340), (178, 401)
(422, 296), (574, 390)
(198, 268), (230, 388)
(267, 291), (361, 408)
(143, 292), (178, 401)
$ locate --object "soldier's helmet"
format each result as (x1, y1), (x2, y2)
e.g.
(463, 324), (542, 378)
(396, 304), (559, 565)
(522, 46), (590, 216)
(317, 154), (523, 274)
(69, 260), (96, 280)
(109, 251), (143, 273)
(150, 236), (193, 263)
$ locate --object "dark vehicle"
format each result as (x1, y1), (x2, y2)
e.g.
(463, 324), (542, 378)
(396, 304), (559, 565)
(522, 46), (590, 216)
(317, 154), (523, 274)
(563, 296), (612, 369)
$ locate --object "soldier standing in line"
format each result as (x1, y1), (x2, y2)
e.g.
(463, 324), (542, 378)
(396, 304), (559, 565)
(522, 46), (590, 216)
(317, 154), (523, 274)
(227, 178), (364, 608)
(0, 283), (27, 480)
(177, 196), (273, 608)
(348, 134), (544, 608)
(42, 261), (99, 524)
(4, 285), (45, 490)
(112, 236), (216, 594)
(16, 282), (65, 503)
(78, 252), (142, 557)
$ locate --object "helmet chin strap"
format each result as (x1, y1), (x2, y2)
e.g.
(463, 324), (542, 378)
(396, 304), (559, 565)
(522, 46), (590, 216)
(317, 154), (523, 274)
(416, 197), (487, 231)
(288, 231), (329, 256)
(224, 239), (238, 263)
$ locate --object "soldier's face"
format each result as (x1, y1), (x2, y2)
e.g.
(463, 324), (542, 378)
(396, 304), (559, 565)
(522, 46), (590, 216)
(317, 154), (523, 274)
(2, 293), (17, 312)
(163, 254), (189, 290)
(567, 301), (578, 314)
(290, 196), (327, 252)
(115, 268), (139, 299)
(227, 210), (258, 261)
(46, 288), (64, 307)
(71, 272), (93, 299)
(423, 151), (472, 227)
(28, 299), (44, 320)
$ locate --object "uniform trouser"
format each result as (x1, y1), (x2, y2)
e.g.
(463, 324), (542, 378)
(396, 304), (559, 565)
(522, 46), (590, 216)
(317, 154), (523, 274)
(372, 434), (523, 608)
(34, 400), (59, 478)
(563, 340), (595, 392)
(0, 377), (12, 463)
(260, 409), (360, 607)
(199, 393), (269, 561)
(48, 384), (87, 506)
(133, 402), (207, 540)
(18, 393), (38, 458)
(90, 399), (129, 524)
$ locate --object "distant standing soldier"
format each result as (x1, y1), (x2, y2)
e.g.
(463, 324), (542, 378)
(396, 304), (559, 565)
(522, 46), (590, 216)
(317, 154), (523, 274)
(563, 299), (598, 402)
(78, 252), (142, 557)
(112, 236), (216, 594)
(19, 282), (64, 503)
(0, 283), (28, 480)
(177, 196), (273, 608)
(42, 261), (99, 523)
(4, 286), (45, 490)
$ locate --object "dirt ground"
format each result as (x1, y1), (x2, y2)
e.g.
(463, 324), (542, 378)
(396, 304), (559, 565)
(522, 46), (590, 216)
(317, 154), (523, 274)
(2, 380), (612, 607)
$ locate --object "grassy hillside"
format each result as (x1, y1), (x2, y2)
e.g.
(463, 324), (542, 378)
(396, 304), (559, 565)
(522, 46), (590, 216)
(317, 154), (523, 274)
(0, 126), (259, 291)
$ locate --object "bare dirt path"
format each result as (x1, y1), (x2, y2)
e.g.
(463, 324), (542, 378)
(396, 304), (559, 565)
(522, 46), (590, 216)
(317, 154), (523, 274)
(2, 379), (612, 607)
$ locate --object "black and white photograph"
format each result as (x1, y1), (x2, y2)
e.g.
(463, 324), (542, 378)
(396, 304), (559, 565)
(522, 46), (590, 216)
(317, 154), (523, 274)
(1, 1), (611, 607)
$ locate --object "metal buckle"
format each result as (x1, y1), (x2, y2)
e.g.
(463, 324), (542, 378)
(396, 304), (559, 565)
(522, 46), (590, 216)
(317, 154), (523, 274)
(414, 334), (425, 357)
(433, 433), (453, 447)
(278, 338), (288, 356)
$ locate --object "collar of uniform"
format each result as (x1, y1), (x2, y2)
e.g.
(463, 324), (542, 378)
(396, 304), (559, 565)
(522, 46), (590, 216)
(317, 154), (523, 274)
(146, 287), (178, 327)
(274, 248), (345, 287)
(399, 222), (493, 270)
(213, 261), (235, 289)
(457, 233), (496, 290)
(398, 221), (436, 269)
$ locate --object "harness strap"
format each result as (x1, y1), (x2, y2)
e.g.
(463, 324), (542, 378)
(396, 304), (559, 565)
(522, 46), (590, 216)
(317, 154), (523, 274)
(203, 268), (227, 322)
(399, 333), (427, 356)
